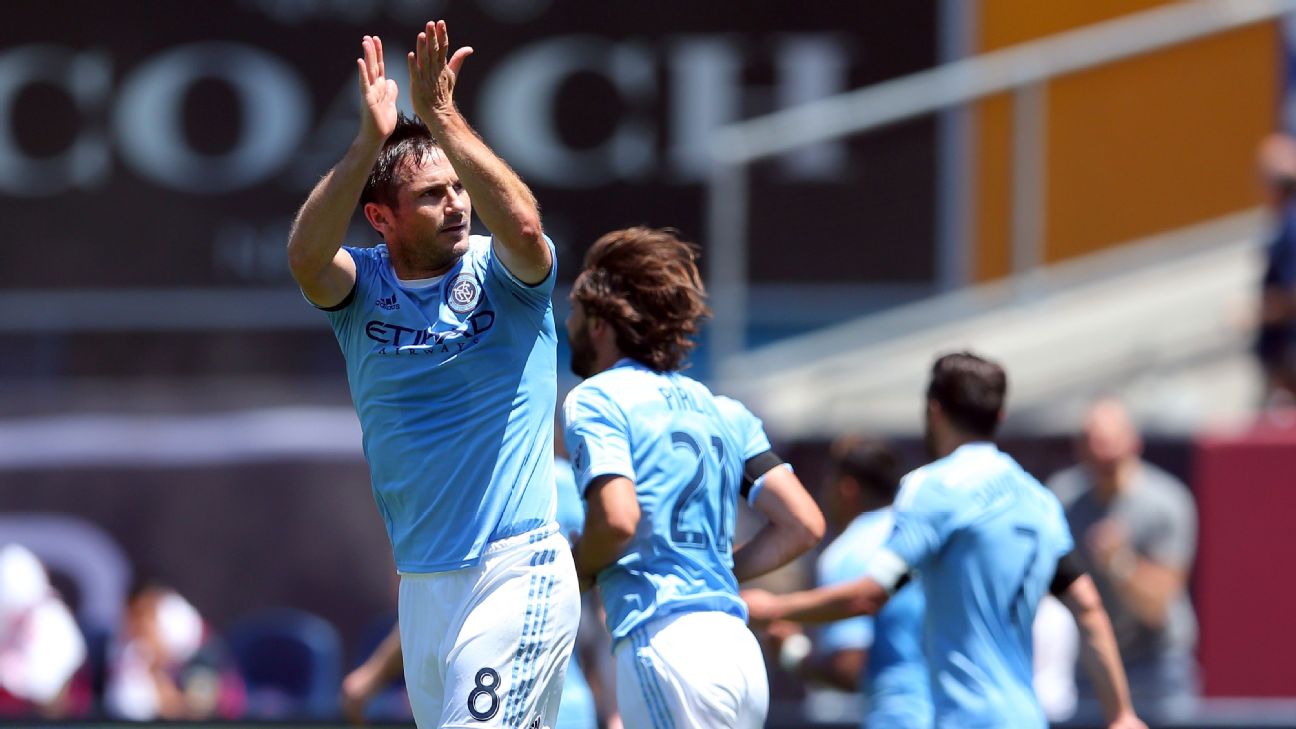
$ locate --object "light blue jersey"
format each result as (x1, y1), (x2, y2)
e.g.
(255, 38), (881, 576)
(321, 236), (557, 573)
(554, 457), (597, 729)
(563, 360), (769, 642)
(818, 509), (932, 729)
(870, 582), (930, 728)
(880, 443), (1073, 729)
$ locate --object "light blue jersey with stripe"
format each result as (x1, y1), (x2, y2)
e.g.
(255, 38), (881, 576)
(321, 236), (557, 573)
(881, 443), (1074, 729)
(818, 509), (932, 729)
(563, 360), (769, 642)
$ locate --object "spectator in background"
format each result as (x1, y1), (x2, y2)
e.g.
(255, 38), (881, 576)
(0, 543), (86, 718)
(104, 579), (244, 721)
(1255, 132), (1296, 406)
(1047, 398), (1199, 721)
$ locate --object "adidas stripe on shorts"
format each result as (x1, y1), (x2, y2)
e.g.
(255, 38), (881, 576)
(399, 524), (581, 729)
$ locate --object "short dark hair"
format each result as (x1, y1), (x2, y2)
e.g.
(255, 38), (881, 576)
(571, 227), (711, 372)
(360, 112), (442, 209)
(830, 435), (901, 501)
(927, 351), (1007, 438)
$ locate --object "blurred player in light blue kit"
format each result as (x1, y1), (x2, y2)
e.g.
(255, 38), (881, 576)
(562, 227), (825, 729)
(287, 20), (577, 728)
(745, 352), (1146, 729)
(775, 436), (930, 728)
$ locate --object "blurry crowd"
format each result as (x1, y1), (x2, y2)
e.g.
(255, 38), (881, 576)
(0, 551), (246, 722)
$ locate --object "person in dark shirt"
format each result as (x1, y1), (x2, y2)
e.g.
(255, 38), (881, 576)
(1255, 133), (1296, 406)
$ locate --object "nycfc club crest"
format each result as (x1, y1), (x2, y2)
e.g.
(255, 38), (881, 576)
(446, 272), (482, 315)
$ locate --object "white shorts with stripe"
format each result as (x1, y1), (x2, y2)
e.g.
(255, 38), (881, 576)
(399, 524), (581, 729)
(614, 611), (768, 729)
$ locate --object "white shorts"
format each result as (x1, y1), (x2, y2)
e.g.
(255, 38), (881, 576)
(399, 524), (581, 729)
(614, 611), (768, 729)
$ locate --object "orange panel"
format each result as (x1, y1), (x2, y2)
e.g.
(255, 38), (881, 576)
(1045, 25), (1278, 262)
(970, 0), (1276, 281)
(972, 94), (1014, 282)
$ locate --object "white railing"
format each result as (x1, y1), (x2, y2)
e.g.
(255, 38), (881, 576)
(706, 0), (1296, 368)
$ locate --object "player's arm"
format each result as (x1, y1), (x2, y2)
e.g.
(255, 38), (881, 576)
(744, 574), (891, 624)
(407, 20), (549, 284)
(340, 623), (404, 725)
(287, 36), (395, 307)
(732, 461), (825, 583)
(573, 475), (641, 591)
(1055, 553), (1148, 729)
(744, 547), (907, 625)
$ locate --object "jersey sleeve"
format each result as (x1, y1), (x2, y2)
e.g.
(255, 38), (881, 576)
(713, 396), (773, 460)
(883, 469), (953, 571)
(563, 383), (634, 494)
(319, 246), (376, 330)
(714, 395), (784, 501)
(485, 234), (557, 313)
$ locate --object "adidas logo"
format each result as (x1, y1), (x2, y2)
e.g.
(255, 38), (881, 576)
(375, 294), (399, 311)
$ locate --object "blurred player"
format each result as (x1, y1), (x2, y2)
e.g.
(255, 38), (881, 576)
(286, 20), (577, 728)
(562, 227), (825, 729)
(781, 436), (931, 728)
(744, 352), (1145, 729)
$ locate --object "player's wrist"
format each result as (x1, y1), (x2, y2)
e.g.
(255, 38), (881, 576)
(419, 104), (463, 132)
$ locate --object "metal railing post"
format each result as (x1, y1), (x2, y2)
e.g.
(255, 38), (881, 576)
(1011, 82), (1048, 283)
(705, 160), (749, 375)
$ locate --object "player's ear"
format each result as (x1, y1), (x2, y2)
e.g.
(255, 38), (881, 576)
(926, 399), (941, 420)
(363, 202), (391, 237)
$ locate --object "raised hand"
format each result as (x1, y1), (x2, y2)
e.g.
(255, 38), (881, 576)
(407, 19), (473, 123)
(357, 35), (398, 143)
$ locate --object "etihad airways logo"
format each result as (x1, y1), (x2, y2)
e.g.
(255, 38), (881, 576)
(364, 310), (495, 355)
